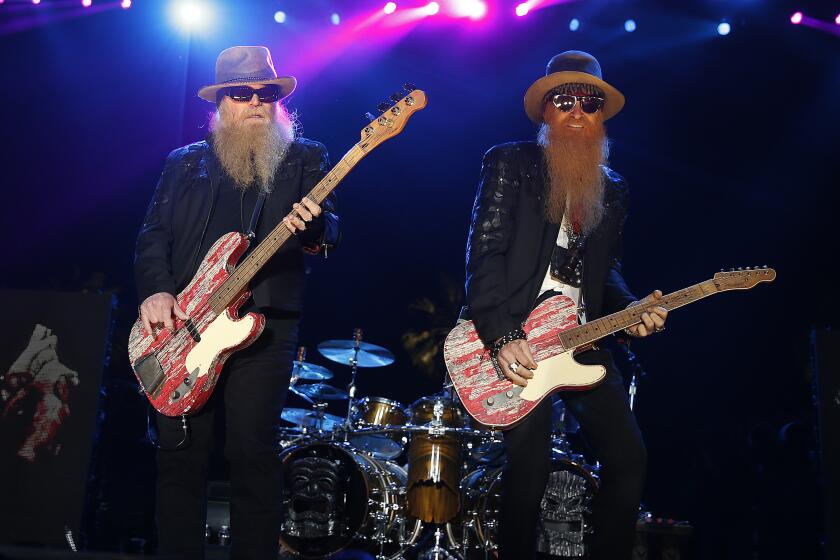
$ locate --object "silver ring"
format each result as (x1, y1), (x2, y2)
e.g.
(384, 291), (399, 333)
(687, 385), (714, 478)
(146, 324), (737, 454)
(655, 326), (665, 333)
(509, 362), (519, 373)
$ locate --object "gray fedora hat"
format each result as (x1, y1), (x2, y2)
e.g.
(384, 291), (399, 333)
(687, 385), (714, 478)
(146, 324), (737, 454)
(197, 46), (297, 103)
(523, 50), (624, 123)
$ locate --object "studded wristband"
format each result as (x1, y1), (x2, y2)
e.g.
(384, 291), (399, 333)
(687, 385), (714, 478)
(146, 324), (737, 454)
(490, 327), (527, 358)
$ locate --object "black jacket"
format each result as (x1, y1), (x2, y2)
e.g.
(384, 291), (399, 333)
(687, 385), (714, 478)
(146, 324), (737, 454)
(463, 141), (637, 346)
(134, 137), (339, 312)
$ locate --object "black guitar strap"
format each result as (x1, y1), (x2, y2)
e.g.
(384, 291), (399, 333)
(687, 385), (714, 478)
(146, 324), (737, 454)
(245, 191), (268, 240)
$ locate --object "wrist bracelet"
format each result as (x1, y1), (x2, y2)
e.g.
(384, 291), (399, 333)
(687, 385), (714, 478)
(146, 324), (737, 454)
(491, 327), (527, 357)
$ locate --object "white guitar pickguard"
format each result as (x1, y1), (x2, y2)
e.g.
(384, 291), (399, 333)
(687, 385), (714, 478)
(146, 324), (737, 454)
(519, 351), (606, 402)
(185, 311), (256, 380)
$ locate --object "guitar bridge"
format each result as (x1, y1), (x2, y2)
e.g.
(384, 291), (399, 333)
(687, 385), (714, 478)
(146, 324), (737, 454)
(134, 354), (165, 398)
(481, 385), (524, 411)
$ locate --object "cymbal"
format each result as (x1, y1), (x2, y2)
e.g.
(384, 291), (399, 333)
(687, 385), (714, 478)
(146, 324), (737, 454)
(294, 382), (349, 401)
(318, 339), (395, 368)
(281, 408), (345, 431)
(292, 360), (334, 381)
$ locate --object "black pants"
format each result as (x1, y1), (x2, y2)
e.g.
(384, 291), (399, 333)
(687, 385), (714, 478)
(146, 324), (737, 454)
(155, 317), (297, 560)
(498, 349), (647, 560)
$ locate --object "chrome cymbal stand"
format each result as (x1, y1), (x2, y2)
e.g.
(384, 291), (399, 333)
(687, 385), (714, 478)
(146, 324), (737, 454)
(343, 327), (363, 440)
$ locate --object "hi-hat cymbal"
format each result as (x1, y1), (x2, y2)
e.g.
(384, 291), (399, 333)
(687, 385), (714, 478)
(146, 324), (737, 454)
(318, 340), (395, 368)
(281, 408), (344, 431)
(292, 360), (334, 381)
(295, 382), (349, 401)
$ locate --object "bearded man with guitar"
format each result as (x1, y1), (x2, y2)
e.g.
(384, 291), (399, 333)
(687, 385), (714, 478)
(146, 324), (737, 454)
(459, 51), (667, 559)
(134, 46), (339, 560)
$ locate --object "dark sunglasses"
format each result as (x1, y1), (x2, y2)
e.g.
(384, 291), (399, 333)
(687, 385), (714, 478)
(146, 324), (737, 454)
(550, 93), (605, 114)
(217, 84), (281, 104)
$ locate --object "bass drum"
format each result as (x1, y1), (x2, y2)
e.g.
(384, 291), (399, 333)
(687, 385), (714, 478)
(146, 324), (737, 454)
(279, 442), (421, 559)
(447, 452), (599, 559)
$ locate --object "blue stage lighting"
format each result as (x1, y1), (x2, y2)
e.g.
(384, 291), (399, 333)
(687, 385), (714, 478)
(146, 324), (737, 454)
(274, 10), (287, 24)
(717, 21), (731, 35)
(569, 18), (580, 31)
(330, 12), (340, 25)
(624, 19), (636, 32)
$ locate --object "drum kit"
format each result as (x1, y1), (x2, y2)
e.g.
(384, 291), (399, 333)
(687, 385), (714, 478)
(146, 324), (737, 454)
(277, 330), (600, 560)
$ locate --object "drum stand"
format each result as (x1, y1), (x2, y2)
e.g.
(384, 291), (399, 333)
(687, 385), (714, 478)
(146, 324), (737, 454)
(343, 328), (363, 440)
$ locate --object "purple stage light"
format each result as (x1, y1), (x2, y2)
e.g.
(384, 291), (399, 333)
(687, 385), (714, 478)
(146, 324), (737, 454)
(121, 0), (131, 8)
(82, 0), (91, 6)
(453, 0), (487, 20)
(32, 0), (41, 4)
(384, 2), (397, 15)
(424, 2), (440, 16)
(790, 12), (803, 24)
(835, 13), (840, 25)
(515, 3), (529, 17)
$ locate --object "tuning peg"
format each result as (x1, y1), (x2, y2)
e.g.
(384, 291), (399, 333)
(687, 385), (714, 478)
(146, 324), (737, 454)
(403, 82), (416, 92)
(390, 92), (403, 102)
(377, 101), (391, 113)
(365, 112), (376, 122)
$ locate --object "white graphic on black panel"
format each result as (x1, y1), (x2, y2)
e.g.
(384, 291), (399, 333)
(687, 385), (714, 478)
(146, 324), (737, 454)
(0, 324), (79, 462)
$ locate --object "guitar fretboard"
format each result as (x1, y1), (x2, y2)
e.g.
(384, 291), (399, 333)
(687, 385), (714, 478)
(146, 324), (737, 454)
(557, 280), (719, 350)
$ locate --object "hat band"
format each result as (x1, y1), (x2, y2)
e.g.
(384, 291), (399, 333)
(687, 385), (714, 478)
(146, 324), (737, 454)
(219, 75), (279, 85)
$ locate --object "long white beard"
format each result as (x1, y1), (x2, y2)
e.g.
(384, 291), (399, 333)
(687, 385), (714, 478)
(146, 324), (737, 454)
(209, 109), (295, 192)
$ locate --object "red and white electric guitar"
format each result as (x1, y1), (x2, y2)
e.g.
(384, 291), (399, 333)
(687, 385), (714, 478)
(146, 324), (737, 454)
(444, 267), (776, 429)
(129, 87), (427, 416)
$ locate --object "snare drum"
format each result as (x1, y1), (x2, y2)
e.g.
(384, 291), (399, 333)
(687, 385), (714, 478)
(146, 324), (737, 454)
(349, 396), (408, 460)
(279, 442), (420, 559)
(406, 395), (467, 524)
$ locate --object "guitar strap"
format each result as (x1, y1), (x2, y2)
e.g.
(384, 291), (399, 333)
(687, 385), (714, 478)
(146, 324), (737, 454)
(246, 191), (268, 240)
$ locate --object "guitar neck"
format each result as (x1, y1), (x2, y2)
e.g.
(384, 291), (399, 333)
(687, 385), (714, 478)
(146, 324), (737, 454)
(557, 280), (720, 350)
(208, 144), (367, 314)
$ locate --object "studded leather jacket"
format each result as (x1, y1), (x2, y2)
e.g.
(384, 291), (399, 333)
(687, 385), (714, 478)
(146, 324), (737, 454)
(463, 141), (637, 346)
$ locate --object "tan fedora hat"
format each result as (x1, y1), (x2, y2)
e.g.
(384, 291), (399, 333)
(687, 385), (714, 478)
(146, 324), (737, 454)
(523, 50), (624, 123)
(197, 46), (296, 103)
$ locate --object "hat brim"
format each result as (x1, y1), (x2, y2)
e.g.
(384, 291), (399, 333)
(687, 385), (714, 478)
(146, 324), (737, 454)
(524, 71), (624, 123)
(197, 76), (297, 103)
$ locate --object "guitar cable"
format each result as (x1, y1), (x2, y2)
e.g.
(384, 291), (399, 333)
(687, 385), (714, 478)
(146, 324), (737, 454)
(145, 403), (190, 450)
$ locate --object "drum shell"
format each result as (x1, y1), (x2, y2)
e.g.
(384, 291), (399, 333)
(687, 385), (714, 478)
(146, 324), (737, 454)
(405, 396), (465, 524)
(349, 396), (408, 459)
(278, 442), (407, 559)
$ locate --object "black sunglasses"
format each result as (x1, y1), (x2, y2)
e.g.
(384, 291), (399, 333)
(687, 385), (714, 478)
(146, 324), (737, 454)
(217, 84), (281, 104)
(550, 93), (605, 114)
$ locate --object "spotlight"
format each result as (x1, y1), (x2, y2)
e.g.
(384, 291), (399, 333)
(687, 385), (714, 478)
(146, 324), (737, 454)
(121, 0), (131, 8)
(82, 0), (92, 6)
(717, 21), (730, 35)
(790, 11), (803, 24)
(274, 10), (286, 23)
(835, 13), (839, 25)
(171, 1), (209, 30)
(330, 12), (340, 25)
(384, 2), (396, 14)
(424, 1), (439, 15)
(624, 19), (636, 32)
(569, 18), (580, 31)
(515, 3), (529, 17)
(32, 0), (41, 4)
(454, 0), (487, 20)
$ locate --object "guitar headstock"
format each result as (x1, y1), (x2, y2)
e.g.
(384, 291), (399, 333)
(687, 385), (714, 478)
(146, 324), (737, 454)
(359, 84), (427, 152)
(713, 266), (776, 291)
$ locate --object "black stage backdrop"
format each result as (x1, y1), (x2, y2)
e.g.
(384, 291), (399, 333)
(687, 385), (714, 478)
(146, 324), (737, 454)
(0, 0), (836, 557)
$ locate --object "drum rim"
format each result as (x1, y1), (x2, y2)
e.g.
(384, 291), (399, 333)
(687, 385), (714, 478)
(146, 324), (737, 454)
(278, 441), (374, 558)
(357, 395), (407, 411)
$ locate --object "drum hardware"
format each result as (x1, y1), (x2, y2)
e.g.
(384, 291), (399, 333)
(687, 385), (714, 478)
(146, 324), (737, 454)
(290, 347), (335, 383)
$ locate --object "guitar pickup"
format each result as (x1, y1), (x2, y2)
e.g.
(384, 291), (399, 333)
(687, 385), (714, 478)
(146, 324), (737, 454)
(184, 319), (201, 343)
(481, 385), (524, 411)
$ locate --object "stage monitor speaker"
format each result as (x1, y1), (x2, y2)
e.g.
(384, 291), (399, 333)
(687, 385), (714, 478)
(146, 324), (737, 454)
(0, 290), (115, 547)
(811, 329), (840, 560)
